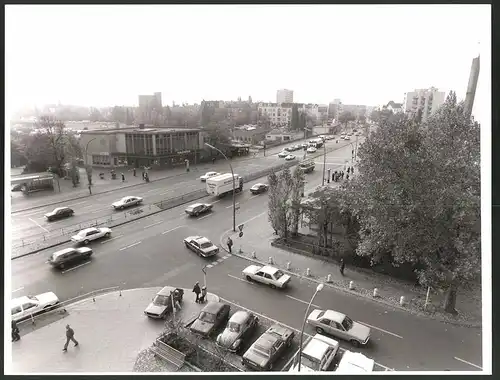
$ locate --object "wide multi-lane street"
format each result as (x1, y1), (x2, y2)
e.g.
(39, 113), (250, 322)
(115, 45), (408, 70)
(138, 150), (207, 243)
(9, 140), (482, 371)
(10, 137), (355, 246)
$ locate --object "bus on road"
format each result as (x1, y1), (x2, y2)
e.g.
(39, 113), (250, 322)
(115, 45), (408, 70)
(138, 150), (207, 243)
(11, 173), (55, 194)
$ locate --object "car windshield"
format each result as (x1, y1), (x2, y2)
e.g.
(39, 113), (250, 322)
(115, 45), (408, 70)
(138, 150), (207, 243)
(153, 294), (169, 306)
(274, 270), (284, 280)
(253, 343), (271, 357)
(28, 295), (39, 301)
(186, 206), (194, 211)
(301, 354), (320, 371)
(200, 242), (213, 249)
(342, 316), (354, 330)
(199, 311), (216, 323)
(316, 311), (325, 319)
(228, 322), (240, 333)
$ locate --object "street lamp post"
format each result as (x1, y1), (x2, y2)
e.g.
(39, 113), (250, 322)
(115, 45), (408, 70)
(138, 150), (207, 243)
(297, 283), (324, 372)
(205, 143), (237, 232)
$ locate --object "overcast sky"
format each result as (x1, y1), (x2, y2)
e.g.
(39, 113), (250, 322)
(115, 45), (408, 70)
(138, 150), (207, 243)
(6, 5), (490, 120)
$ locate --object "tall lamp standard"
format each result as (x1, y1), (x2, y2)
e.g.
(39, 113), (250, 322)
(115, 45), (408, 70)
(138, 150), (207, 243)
(297, 283), (324, 372)
(205, 143), (237, 232)
(84, 137), (97, 194)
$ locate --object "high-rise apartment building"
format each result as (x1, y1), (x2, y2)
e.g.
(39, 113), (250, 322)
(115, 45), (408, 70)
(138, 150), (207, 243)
(138, 92), (163, 124)
(403, 87), (445, 122)
(464, 55), (480, 118)
(276, 89), (294, 104)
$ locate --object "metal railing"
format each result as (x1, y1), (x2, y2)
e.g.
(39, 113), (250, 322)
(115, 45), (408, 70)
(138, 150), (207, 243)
(16, 286), (120, 327)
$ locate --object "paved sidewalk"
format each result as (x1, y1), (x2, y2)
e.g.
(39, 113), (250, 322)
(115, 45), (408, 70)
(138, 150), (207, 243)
(9, 287), (219, 374)
(220, 213), (482, 328)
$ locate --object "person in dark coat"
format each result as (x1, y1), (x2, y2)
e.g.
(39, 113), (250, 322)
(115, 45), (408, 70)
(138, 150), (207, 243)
(192, 282), (201, 303)
(227, 237), (233, 253)
(199, 286), (207, 303)
(133, 168), (136, 177)
(121, 173), (125, 183)
(347, 167), (350, 174)
(63, 324), (79, 351)
(351, 166), (354, 174)
(346, 174), (349, 180)
(12, 320), (20, 342)
(142, 171), (145, 180)
(340, 258), (346, 276)
(212, 157), (216, 165)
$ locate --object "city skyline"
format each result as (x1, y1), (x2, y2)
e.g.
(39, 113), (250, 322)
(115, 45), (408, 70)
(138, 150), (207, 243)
(6, 5), (489, 122)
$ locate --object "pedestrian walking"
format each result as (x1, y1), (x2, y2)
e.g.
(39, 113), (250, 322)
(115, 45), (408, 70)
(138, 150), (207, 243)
(192, 282), (201, 303)
(340, 258), (345, 276)
(142, 171), (145, 180)
(341, 171), (344, 179)
(212, 157), (216, 165)
(145, 172), (150, 182)
(227, 237), (233, 253)
(121, 173), (125, 183)
(347, 167), (350, 174)
(133, 168), (136, 177)
(63, 324), (79, 352)
(346, 174), (349, 180)
(12, 320), (20, 342)
(199, 286), (207, 303)
(351, 166), (354, 174)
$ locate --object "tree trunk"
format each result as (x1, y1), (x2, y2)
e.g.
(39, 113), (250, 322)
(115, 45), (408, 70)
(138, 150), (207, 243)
(443, 285), (458, 314)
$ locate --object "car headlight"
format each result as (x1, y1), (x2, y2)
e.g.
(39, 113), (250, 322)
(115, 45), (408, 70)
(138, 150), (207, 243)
(231, 340), (240, 349)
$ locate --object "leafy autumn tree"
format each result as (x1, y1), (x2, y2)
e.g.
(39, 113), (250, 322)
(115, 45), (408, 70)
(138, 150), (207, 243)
(290, 167), (305, 236)
(338, 111), (356, 128)
(348, 91), (480, 314)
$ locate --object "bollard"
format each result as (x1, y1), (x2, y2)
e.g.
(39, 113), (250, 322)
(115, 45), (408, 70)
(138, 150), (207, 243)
(286, 262), (291, 270)
(373, 288), (379, 297)
(400, 296), (406, 306)
(326, 274), (332, 283)
(349, 281), (354, 290)
(251, 251), (256, 259)
(238, 246), (243, 254)
(44, 235), (46, 241)
(268, 256), (274, 265)
(306, 268), (311, 277)
(119, 288), (122, 297)
(93, 292), (96, 302)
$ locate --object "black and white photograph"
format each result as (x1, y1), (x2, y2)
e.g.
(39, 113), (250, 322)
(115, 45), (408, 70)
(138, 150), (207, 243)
(5, 4), (491, 375)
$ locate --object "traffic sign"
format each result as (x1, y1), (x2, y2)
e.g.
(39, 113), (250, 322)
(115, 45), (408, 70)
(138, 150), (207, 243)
(239, 231), (243, 238)
(235, 203), (240, 210)
(238, 223), (244, 232)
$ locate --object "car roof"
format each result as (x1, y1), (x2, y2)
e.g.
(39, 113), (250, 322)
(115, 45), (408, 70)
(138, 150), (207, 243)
(205, 171), (218, 175)
(52, 207), (69, 212)
(323, 310), (346, 322)
(303, 336), (337, 360)
(267, 324), (291, 337)
(229, 310), (251, 324)
(337, 351), (375, 372)
(11, 296), (32, 307)
(201, 301), (225, 314)
(157, 286), (182, 297)
(261, 266), (279, 275)
(78, 227), (98, 234)
(196, 237), (211, 244)
(187, 203), (202, 208)
(52, 247), (76, 257)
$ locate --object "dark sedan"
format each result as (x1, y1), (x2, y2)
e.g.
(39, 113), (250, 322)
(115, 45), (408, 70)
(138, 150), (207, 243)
(190, 302), (230, 337)
(250, 183), (269, 195)
(185, 203), (213, 217)
(45, 207), (74, 221)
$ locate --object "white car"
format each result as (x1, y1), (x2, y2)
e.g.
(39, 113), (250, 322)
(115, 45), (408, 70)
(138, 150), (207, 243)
(71, 227), (112, 245)
(278, 151), (289, 158)
(285, 154), (296, 161)
(112, 196), (143, 210)
(289, 334), (340, 372)
(336, 351), (375, 373)
(306, 146), (317, 153)
(183, 236), (219, 257)
(11, 292), (60, 322)
(200, 171), (220, 182)
(344, 136), (351, 140)
(242, 265), (291, 289)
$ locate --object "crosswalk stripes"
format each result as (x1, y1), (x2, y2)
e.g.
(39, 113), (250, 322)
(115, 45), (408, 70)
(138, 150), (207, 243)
(205, 253), (233, 269)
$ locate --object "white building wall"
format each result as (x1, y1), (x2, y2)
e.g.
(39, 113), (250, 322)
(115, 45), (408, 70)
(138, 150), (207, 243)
(276, 89), (294, 104)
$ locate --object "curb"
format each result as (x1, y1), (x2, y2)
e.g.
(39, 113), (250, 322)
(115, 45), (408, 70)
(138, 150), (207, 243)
(219, 231), (481, 328)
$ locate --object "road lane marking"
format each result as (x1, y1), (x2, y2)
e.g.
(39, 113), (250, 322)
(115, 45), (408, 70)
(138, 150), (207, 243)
(61, 261), (91, 274)
(223, 255), (231, 259)
(286, 295), (320, 309)
(145, 188), (160, 193)
(28, 217), (49, 233)
(225, 205), (233, 209)
(160, 190), (172, 195)
(162, 225), (185, 235)
(22, 211), (46, 217)
(91, 209), (106, 214)
(180, 212), (187, 216)
(211, 199), (222, 204)
(358, 321), (403, 339)
(206, 264), (214, 268)
(228, 274), (254, 284)
(197, 214), (213, 220)
(80, 205), (95, 209)
(453, 357), (482, 369)
(216, 258), (224, 263)
(119, 241), (142, 251)
(67, 201), (88, 207)
(101, 235), (124, 244)
(143, 221), (163, 229)
(12, 287), (24, 293)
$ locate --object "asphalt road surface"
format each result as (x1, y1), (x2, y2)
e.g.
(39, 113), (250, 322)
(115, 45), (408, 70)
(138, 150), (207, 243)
(9, 141), (482, 371)
(10, 137), (357, 246)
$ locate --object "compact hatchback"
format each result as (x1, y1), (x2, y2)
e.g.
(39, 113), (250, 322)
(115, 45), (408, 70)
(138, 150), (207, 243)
(48, 247), (93, 269)
(45, 207), (74, 221)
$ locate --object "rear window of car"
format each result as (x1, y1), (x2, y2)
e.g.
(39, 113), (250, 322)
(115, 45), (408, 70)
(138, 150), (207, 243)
(200, 242), (213, 249)
(199, 311), (216, 323)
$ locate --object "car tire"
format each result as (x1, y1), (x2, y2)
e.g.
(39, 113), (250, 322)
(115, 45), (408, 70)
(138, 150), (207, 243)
(246, 276), (252, 282)
(316, 327), (324, 334)
(185, 242), (190, 249)
(84, 239), (89, 245)
(105, 232), (111, 238)
(286, 339), (292, 348)
(270, 284), (276, 289)
(59, 263), (65, 270)
(195, 212), (199, 217)
(268, 363), (273, 370)
(351, 340), (360, 348)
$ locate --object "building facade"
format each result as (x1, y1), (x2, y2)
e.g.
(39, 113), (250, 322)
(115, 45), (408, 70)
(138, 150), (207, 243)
(403, 87), (445, 122)
(231, 125), (269, 145)
(138, 92), (163, 124)
(276, 89), (294, 104)
(258, 102), (305, 127)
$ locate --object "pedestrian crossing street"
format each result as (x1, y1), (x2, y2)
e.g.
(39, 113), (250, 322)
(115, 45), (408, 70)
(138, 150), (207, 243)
(205, 253), (232, 269)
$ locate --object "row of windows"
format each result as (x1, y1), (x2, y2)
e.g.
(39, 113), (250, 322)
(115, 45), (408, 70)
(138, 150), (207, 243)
(92, 155), (111, 165)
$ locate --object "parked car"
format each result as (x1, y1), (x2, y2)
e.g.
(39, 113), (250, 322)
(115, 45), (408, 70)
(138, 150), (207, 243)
(242, 265), (291, 289)
(144, 287), (184, 319)
(200, 171), (221, 182)
(242, 324), (295, 371)
(289, 334), (339, 372)
(301, 143), (309, 148)
(216, 310), (259, 353)
(11, 292), (60, 322)
(112, 196), (143, 210)
(306, 309), (371, 347)
(47, 247), (93, 269)
(185, 203), (213, 216)
(335, 351), (375, 373)
(285, 154), (296, 161)
(71, 227), (112, 245)
(190, 302), (231, 337)
(44, 207), (74, 221)
(306, 147), (317, 153)
(250, 183), (269, 195)
(344, 136), (351, 140)
(278, 151), (288, 158)
(183, 236), (219, 257)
